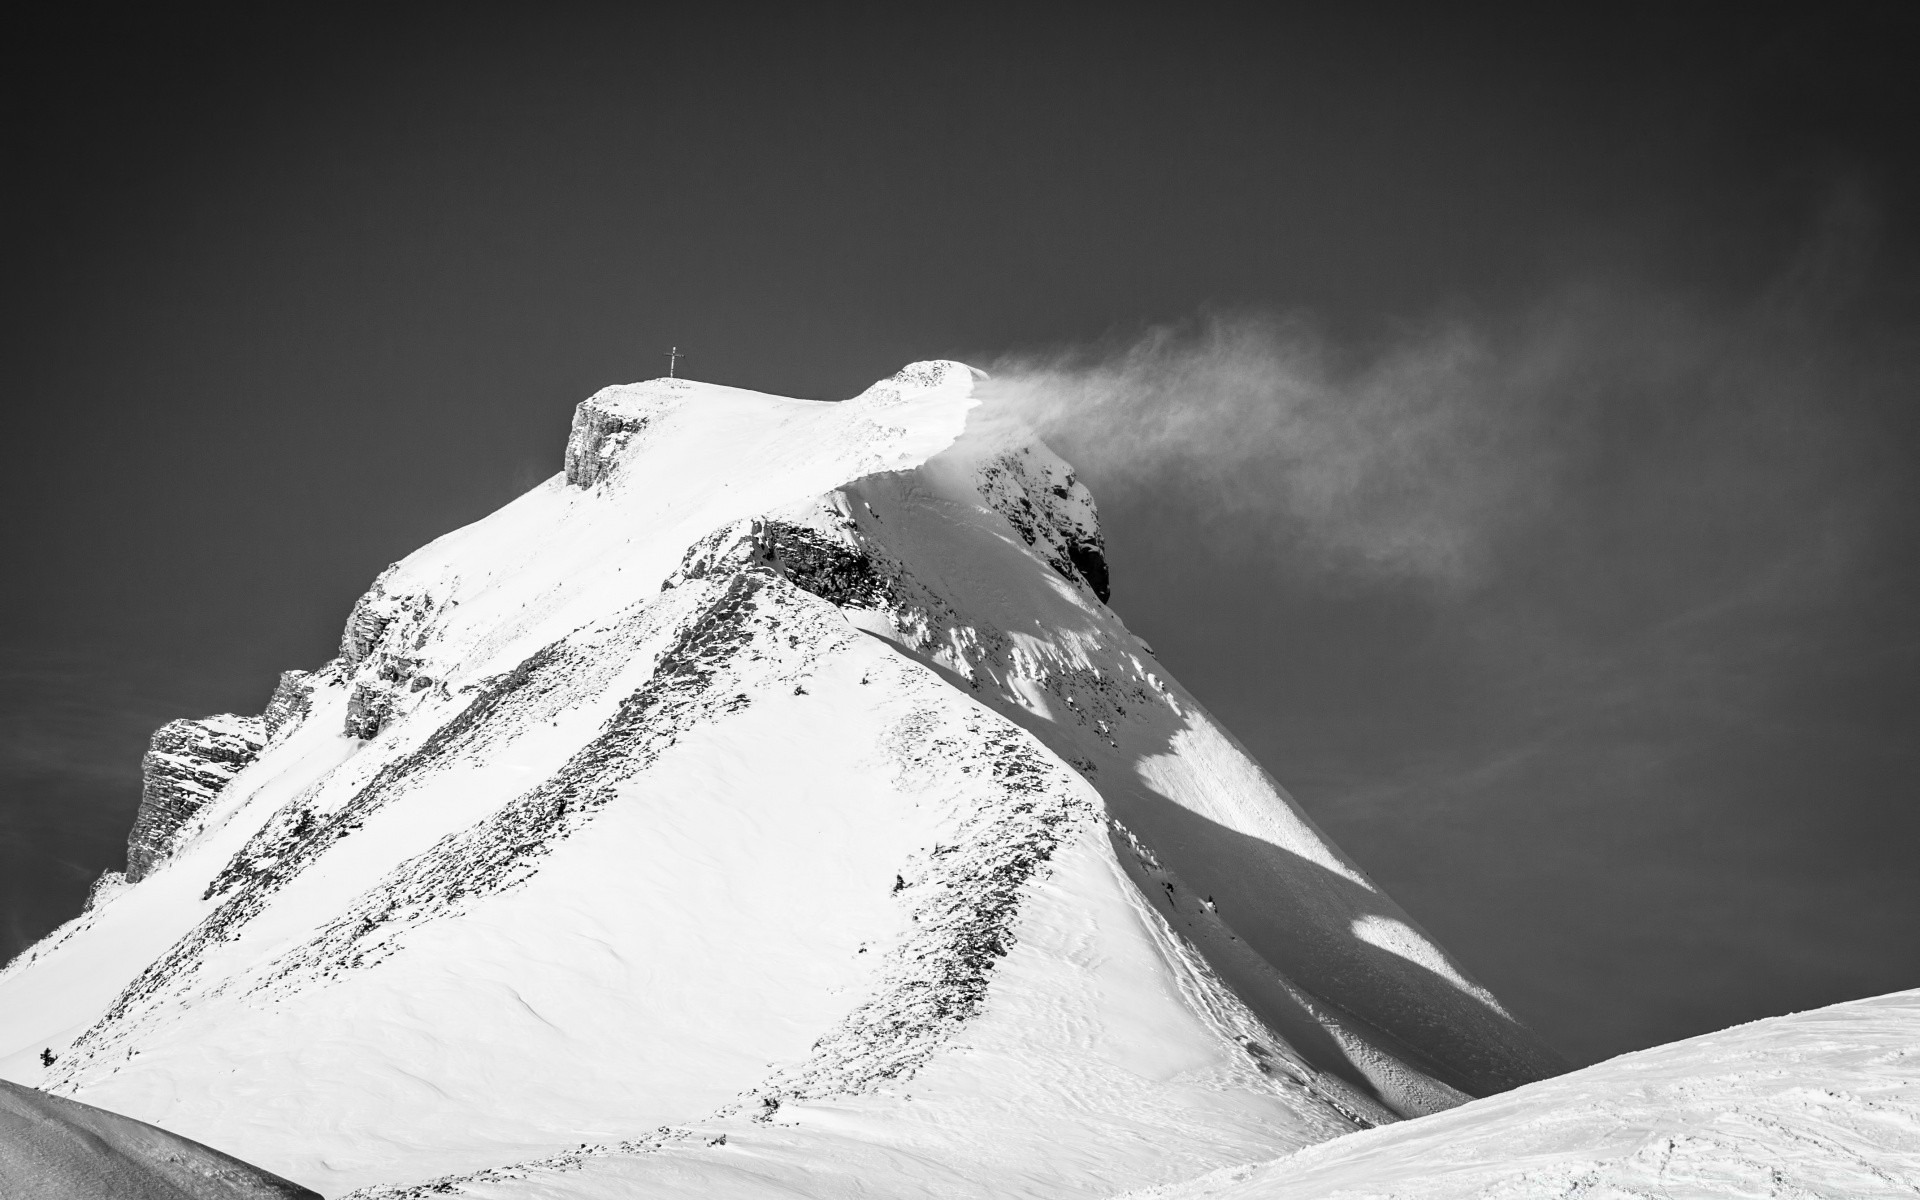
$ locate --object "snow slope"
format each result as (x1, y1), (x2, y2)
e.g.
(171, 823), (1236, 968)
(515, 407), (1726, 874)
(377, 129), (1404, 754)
(0, 362), (1561, 1198)
(0, 1077), (318, 1199)
(1125, 987), (1920, 1199)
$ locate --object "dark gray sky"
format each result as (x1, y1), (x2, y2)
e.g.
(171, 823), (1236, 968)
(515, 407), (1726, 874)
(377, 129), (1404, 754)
(4, 2), (1916, 1066)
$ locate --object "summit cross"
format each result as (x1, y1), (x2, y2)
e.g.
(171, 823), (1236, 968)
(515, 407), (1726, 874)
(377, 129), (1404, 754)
(666, 346), (683, 378)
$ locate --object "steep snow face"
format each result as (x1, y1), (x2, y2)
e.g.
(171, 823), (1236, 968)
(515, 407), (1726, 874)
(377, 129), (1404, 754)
(1124, 988), (1920, 1199)
(0, 362), (1560, 1198)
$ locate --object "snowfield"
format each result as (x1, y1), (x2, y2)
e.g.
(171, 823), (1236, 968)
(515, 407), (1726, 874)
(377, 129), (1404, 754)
(0, 358), (1786, 1199)
(0, 1077), (318, 1199)
(1123, 987), (1920, 1199)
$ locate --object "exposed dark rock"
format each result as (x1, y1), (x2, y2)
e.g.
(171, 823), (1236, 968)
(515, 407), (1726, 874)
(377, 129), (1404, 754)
(564, 381), (687, 488)
(340, 584), (396, 666)
(261, 671), (313, 741)
(81, 870), (129, 914)
(974, 450), (1112, 602)
(764, 523), (895, 608)
(337, 575), (440, 738)
(126, 714), (267, 881)
(343, 681), (396, 741)
(1066, 539), (1110, 602)
(565, 408), (647, 488)
(667, 518), (894, 611)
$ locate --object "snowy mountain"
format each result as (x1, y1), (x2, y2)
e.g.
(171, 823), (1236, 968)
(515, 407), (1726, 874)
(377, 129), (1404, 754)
(1121, 987), (1920, 1199)
(0, 362), (1564, 1198)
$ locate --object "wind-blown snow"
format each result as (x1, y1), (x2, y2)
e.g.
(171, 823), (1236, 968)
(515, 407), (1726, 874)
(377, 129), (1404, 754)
(1122, 988), (1920, 1199)
(0, 362), (1562, 1198)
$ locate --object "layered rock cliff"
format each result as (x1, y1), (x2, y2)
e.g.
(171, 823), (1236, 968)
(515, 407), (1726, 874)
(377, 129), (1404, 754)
(126, 715), (268, 882)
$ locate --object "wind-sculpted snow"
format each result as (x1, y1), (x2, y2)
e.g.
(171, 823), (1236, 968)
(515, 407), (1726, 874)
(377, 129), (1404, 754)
(2, 361), (1580, 1198)
(1124, 988), (1920, 1199)
(1, 1078), (319, 1200)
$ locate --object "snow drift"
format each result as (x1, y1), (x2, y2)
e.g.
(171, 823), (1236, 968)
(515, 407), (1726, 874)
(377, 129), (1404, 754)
(0, 362), (1563, 1198)
(0, 1077), (318, 1200)
(1122, 987), (1920, 1199)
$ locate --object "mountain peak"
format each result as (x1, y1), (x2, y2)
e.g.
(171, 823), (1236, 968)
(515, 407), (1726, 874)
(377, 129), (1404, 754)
(1, 364), (1560, 1198)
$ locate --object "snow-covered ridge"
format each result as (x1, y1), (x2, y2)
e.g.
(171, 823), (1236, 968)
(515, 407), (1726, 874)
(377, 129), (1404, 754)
(1122, 988), (1920, 1199)
(1, 361), (1561, 1198)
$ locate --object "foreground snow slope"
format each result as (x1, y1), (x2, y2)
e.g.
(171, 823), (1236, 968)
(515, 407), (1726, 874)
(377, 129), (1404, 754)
(0, 363), (1560, 1198)
(0, 1078), (318, 1199)
(1127, 988), (1920, 1200)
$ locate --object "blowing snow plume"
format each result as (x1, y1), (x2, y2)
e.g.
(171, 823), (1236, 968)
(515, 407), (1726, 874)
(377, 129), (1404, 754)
(977, 311), (1558, 589)
(979, 188), (1911, 602)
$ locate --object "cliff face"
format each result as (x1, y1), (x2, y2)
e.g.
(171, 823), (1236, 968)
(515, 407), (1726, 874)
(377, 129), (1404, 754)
(122, 673), (316, 884)
(125, 715), (268, 882)
(563, 379), (690, 488)
(261, 672), (314, 741)
(338, 578), (441, 741)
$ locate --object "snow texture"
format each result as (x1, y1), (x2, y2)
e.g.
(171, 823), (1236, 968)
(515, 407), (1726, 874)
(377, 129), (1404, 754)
(0, 1077), (318, 1200)
(2, 361), (1565, 1198)
(1124, 988), (1920, 1199)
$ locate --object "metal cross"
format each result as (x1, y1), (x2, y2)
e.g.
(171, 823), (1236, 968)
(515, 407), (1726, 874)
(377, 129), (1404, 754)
(666, 346), (683, 378)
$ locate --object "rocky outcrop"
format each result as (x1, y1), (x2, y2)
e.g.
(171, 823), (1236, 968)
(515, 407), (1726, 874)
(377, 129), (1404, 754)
(121, 671), (317, 881)
(125, 714), (267, 881)
(338, 574), (439, 740)
(563, 379), (688, 487)
(666, 516), (892, 610)
(341, 684), (391, 742)
(261, 671), (313, 741)
(81, 870), (129, 914)
(974, 446), (1111, 602)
